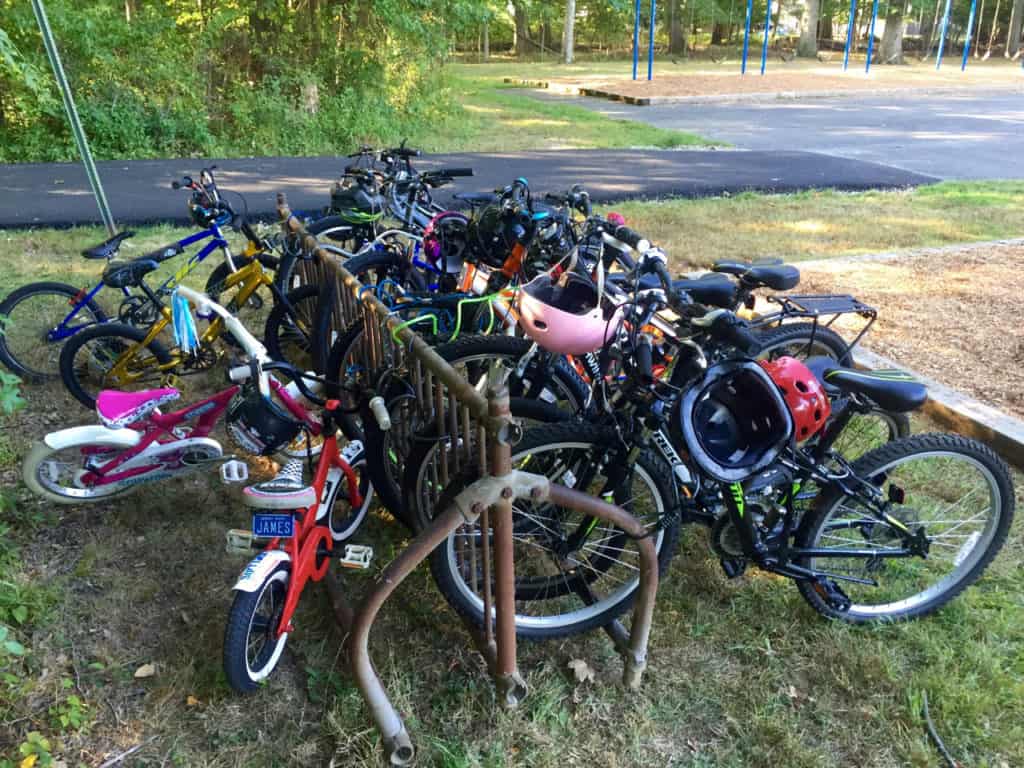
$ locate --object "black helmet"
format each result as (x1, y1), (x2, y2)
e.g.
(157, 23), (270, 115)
(188, 197), (231, 229)
(226, 382), (304, 457)
(468, 201), (537, 269)
(671, 360), (793, 483)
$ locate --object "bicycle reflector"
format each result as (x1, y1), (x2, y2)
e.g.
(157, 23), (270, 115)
(171, 289), (199, 354)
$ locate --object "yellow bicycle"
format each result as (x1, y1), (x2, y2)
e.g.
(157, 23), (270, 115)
(58, 251), (322, 409)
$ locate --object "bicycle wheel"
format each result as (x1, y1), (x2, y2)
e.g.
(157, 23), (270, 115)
(205, 256), (275, 348)
(23, 439), (138, 504)
(342, 248), (428, 297)
(59, 322), (174, 410)
(223, 562), (291, 693)
(0, 282), (108, 381)
(327, 442), (376, 541)
(828, 407), (911, 461)
(263, 284), (322, 372)
(796, 433), (1014, 623)
(755, 323), (852, 364)
(426, 421), (680, 640)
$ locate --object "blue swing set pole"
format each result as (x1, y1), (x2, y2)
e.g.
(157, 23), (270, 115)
(648, 0), (657, 80)
(962, 0), (979, 70)
(864, 0), (880, 72)
(935, 0), (952, 69)
(633, 0), (641, 79)
(741, 0), (754, 73)
(843, 0), (858, 70)
(760, 0), (773, 74)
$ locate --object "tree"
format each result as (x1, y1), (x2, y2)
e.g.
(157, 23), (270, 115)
(1007, 0), (1024, 56)
(669, 0), (686, 54)
(513, 1), (530, 56)
(562, 0), (576, 63)
(798, 0), (822, 56)
(879, 3), (907, 62)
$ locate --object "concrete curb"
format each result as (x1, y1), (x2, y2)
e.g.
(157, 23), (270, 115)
(794, 237), (1024, 271)
(853, 348), (1024, 471)
(503, 77), (1024, 106)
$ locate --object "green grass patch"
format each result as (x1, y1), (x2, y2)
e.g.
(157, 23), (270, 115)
(418, 73), (712, 152)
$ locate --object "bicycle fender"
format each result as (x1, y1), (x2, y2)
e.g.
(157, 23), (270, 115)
(233, 550), (291, 592)
(44, 425), (141, 452)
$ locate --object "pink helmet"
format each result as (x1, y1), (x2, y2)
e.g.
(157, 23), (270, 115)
(518, 273), (620, 355)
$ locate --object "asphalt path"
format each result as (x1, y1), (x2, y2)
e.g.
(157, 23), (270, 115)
(0, 149), (935, 228)
(529, 90), (1024, 180)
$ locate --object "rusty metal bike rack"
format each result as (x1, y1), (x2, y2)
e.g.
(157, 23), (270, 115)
(276, 195), (660, 766)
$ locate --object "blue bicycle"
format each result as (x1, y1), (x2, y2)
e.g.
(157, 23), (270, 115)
(0, 167), (280, 382)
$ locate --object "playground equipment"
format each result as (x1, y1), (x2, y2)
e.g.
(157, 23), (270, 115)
(739, 0), (774, 75)
(632, 0), (658, 80)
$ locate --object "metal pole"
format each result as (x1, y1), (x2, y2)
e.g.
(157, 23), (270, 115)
(865, 0), (881, 72)
(30, 0), (116, 236)
(935, 0), (952, 69)
(760, 0), (773, 74)
(741, 0), (754, 73)
(962, 0), (979, 69)
(843, 0), (858, 70)
(633, 0), (642, 79)
(648, 0), (657, 80)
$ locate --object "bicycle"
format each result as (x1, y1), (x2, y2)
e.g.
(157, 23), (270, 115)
(23, 287), (329, 503)
(57, 224), (322, 410)
(0, 167), (281, 382)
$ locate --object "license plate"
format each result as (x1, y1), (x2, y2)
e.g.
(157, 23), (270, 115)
(252, 513), (294, 539)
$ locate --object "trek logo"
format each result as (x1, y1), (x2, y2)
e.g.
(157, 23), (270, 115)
(240, 551), (269, 580)
(729, 483), (745, 518)
(183, 401), (219, 420)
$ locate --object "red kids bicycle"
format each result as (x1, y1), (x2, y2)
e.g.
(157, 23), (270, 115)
(222, 386), (375, 692)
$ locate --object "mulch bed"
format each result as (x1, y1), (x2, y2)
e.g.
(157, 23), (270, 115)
(794, 244), (1024, 420)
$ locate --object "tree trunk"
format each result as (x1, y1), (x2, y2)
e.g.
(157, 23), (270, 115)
(879, 6), (906, 62)
(513, 2), (529, 57)
(563, 0), (576, 63)
(985, 0), (1001, 55)
(772, 0), (784, 41)
(920, 0), (941, 55)
(670, 0), (687, 53)
(1007, 0), (1024, 56)
(711, 22), (728, 44)
(483, 19), (490, 61)
(973, 0), (986, 56)
(798, 0), (821, 55)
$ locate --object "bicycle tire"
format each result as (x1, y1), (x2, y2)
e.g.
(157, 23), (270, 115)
(754, 322), (852, 364)
(59, 322), (174, 410)
(426, 421), (680, 640)
(0, 281), (108, 381)
(263, 284), (322, 371)
(796, 433), (1014, 623)
(223, 563), (291, 693)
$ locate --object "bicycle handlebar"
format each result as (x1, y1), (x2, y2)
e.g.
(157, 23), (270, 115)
(174, 285), (268, 365)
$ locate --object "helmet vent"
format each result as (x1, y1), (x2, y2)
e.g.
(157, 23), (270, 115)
(795, 380), (809, 393)
(534, 319), (548, 330)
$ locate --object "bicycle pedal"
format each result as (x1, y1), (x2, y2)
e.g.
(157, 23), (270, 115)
(813, 579), (852, 613)
(718, 557), (747, 579)
(162, 373), (181, 388)
(220, 460), (249, 484)
(339, 544), (373, 570)
(225, 529), (257, 556)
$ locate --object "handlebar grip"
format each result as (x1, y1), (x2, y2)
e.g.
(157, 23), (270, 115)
(653, 261), (673, 291)
(635, 334), (654, 387)
(713, 313), (762, 356)
(369, 396), (391, 431)
(438, 167), (473, 178)
(613, 225), (650, 253)
(228, 365), (251, 383)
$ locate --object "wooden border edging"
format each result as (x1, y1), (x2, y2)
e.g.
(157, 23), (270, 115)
(854, 348), (1024, 472)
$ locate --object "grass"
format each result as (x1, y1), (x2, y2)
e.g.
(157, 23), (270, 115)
(608, 181), (1024, 269)
(423, 73), (712, 152)
(2, 183), (1024, 766)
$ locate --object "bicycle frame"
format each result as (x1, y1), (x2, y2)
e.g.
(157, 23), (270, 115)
(102, 258), (275, 386)
(50, 225), (237, 343)
(254, 419), (365, 639)
(79, 378), (317, 489)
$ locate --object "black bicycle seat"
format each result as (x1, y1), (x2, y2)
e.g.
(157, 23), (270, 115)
(742, 264), (800, 291)
(101, 257), (159, 289)
(608, 272), (736, 309)
(82, 231), (135, 259)
(804, 357), (927, 413)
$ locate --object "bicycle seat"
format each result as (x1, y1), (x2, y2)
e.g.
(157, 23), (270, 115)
(81, 231), (135, 259)
(453, 192), (498, 208)
(243, 460), (317, 510)
(101, 257), (160, 289)
(96, 388), (180, 428)
(804, 357), (927, 413)
(712, 260), (800, 291)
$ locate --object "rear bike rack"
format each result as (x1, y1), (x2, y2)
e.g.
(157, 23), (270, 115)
(278, 196), (661, 766)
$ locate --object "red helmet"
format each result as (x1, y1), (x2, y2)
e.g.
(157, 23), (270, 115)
(758, 356), (831, 442)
